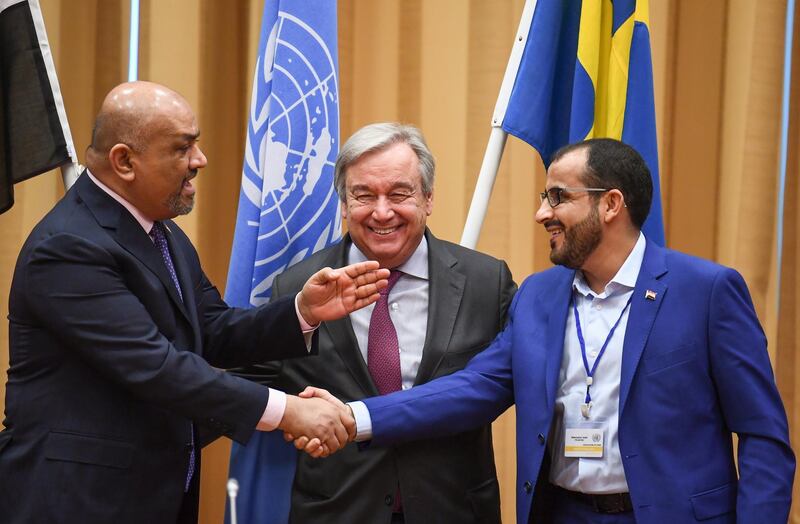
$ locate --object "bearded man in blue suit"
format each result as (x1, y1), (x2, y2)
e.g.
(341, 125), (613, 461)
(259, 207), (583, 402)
(297, 138), (794, 523)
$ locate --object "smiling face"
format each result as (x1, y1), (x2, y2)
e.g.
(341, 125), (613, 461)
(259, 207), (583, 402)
(342, 141), (433, 269)
(535, 147), (603, 269)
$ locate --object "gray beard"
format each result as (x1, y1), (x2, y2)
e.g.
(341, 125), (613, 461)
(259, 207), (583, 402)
(166, 192), (194, 216)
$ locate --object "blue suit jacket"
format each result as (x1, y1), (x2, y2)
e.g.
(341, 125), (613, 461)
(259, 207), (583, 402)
(363, 240), (794, 523)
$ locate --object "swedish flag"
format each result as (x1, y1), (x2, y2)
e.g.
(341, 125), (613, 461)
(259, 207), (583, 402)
(501, 0), (664, 245)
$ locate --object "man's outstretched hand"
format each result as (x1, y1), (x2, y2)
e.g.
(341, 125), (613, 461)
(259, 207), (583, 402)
(297, 261), (389, 326)
(283, 386), (355, 457)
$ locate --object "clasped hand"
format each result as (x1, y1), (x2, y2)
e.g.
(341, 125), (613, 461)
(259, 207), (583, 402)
(278, 387), (355, 458)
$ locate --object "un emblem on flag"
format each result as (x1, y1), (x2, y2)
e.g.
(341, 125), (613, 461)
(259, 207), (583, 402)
(240, 10), (341, 306)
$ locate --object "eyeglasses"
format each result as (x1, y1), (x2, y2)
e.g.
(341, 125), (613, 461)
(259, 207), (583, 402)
(539, 187), (610, 208)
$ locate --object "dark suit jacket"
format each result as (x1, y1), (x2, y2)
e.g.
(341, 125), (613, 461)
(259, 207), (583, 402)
(236, 230), (516, 524)
(364, 240), (795, 524)
(0, 173), (314, 523)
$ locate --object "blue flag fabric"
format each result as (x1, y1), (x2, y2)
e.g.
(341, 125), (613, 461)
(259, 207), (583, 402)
(224, 1), (340, 522)
(501, 0), (664, 245)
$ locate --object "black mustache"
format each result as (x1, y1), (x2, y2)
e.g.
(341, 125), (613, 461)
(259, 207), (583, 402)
(544, 220), (564, 229)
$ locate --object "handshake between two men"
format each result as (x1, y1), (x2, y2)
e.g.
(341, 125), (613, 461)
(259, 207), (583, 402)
(266, 260), (384, 457)
(278, 386), (354, 458)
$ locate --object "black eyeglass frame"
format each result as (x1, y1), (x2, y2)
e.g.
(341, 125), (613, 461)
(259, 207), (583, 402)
(539, 187), (610, 208)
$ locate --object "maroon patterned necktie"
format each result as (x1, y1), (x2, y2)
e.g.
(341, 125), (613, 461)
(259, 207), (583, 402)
(367, 269), (404, 512)
(367, 270), (403, 395)
(149, 221), (194, 492)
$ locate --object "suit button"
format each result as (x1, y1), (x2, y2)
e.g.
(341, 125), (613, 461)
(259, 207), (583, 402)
(384, 494), (393, 506)
(538, 433), (545, 444)
(523, 481), (533, 493)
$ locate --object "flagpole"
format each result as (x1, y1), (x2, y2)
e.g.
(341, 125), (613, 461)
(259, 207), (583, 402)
(775, 0), (796, 313)
(128, 0), (140, 81)
(460, 129), (508, 249)
(459, 0), (538, 249)
(59, 162), (79, 189)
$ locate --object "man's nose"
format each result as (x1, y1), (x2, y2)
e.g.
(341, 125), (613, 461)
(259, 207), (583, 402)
(191, 145), (208, 169)
(371, 197), (395, 220)
(535, 198), (552, 224)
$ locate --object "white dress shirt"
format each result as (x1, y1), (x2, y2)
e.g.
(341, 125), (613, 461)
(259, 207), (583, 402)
(348, 237), (430, 392)
(549, 232), (646, 494)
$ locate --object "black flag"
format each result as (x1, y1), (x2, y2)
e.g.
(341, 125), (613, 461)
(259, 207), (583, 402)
(0, 0), (73, 214)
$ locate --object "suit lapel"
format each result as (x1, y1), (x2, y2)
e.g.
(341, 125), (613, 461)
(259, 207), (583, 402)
(619, 241), (668, 416)
(322, 237), (379, 396)
(544, 270), (574, 408)
(413, 231), (465, 386)
(76, 174), (191, 322)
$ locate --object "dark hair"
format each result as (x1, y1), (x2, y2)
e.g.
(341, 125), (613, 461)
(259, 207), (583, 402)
(550, 138), (652, 229)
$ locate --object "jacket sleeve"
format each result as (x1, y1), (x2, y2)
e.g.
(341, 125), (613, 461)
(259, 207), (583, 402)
(22, 232), (282, 444)
(224, 271), (297, 385)
(707, 268), (794, 523)
(362, 277), (530, 446)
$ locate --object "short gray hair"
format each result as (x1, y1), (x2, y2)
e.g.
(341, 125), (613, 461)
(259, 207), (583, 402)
(334, 123), (435, 202)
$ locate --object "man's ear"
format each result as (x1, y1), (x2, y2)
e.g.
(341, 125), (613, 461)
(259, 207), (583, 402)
(424, 190), (433, 216)
(108, 143), (135, 182)
(602, 189), (625, 223)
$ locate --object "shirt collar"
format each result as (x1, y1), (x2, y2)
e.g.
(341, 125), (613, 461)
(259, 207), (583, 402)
(573, 232), (646, 298)
(86, 170), (154, 233)
(348, 234), (429, 280)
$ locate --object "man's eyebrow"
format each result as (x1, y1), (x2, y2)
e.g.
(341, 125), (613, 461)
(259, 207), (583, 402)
(178, 131), (200, 141)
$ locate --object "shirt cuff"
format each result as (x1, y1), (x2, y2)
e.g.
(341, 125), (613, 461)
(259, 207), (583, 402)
(256, 388), (287, 431)
(295, 294), (318, 351)
(295, 293), (319, 332)
(348, 401), (373, 441)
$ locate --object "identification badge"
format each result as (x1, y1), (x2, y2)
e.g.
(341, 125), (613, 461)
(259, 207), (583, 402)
(564, 423), (605, 458)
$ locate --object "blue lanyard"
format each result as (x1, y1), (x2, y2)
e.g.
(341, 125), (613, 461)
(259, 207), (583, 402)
(572, 294), (633, 410)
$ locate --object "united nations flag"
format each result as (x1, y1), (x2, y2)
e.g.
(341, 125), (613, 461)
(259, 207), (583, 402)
(225, 1), (339, 522)
(226, 0), (341, 309)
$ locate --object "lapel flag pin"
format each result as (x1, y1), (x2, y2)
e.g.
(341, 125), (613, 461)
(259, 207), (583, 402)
(645, 290), (657, 301)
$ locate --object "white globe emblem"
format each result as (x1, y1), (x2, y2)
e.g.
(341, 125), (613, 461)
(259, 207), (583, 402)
(242, 11), (341, 305)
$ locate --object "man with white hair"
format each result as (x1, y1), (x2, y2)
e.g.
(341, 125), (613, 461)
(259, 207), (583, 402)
(236, 122), (516, 524)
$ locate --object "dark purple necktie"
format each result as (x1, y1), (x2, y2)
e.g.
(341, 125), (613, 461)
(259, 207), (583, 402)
(367, 270), (404, 395)
(149, 221), (194, 492)
(149, 222), (183, 301)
